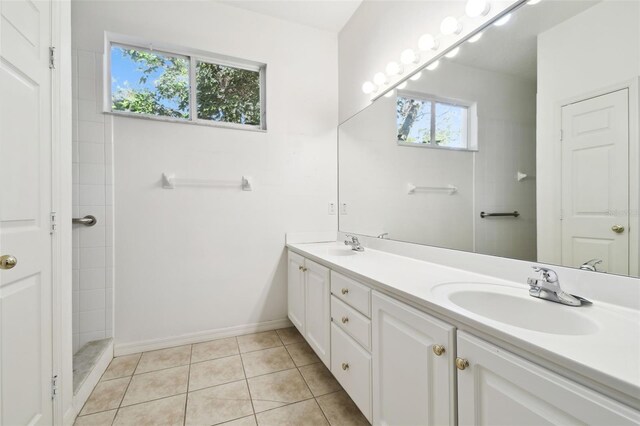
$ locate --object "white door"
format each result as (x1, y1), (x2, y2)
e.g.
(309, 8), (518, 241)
(561, 89), (629, 274)
(287, 251), (305, 334)
(0, 0), (53, 424)
(457, 332), (640, 425)
(304, 259), (330, 367)
(372, 291), (456, 426)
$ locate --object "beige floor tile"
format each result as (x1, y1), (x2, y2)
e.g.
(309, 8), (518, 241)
(102, 354), (141, 381)
(241, 347), (295, 378)
(74, 409), (117, 425)
(80, 377), (130, 415)
(247, 368), (313, 413)
(237, 331), (283, 353)
(255, 399), (328, 426)
(299, 363), (341, 396)
(185, 380), (253, 426)
(192, 337), (239, 363)
(189, 355), (245, 391)
(316, 390), (369, 426)
(285, 342), (320, 367)
(135, 345), (192, 374)
(221, 415), (257, 426)
(122, 365), (189, 406)
(113, 394), (186, 426)
(275, 327), (304, 345)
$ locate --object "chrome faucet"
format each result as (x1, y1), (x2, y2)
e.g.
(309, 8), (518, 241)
(580, 259), (602, 272)
(377, 233), (389, 239)
(527, 266), (591, 307)
(344, 235), (364, 252)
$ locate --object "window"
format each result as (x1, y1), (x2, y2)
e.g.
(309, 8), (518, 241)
(396, 93), (472, 150)
(107, 36), (265, 130)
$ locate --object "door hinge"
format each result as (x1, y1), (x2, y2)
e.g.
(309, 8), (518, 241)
(49, 46), (56, 69)
(50, 211), (57, 234)
(51, 375), (58, 399)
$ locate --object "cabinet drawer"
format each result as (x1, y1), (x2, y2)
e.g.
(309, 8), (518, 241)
(331, 296), (371, 351)
(331, 323), (372, 422)
(331, 271), (371, 317)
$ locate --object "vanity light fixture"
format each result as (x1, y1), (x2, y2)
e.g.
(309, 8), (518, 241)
(465, 0), (491, 18)
(440, 16), (462, 36)
(445, 47), (460, 58)
(397, 82), (407, 90)
(384, 90), (395, 98)
(410, 72), (422, 81)
(385, 61), (403, 76)
(362, 81), (376, 94)
(527, 0), (541, 4)
(418, 34), (439, 51)
(468, 32), (483, 43)
(400, 49), (419, 65)
(426, 60), (440, 71)
(493, 13), (511, 26)
(373, 72), (388, 86)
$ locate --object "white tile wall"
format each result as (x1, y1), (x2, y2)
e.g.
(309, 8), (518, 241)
(72, 49), (114, 354)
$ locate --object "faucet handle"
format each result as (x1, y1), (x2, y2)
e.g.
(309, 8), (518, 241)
(531, 266), (559, 283)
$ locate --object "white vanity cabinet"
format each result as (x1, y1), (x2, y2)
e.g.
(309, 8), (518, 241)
(287, 251), (331, 367)
(456, 332), (640, 425)
(372, 291), (456, 426)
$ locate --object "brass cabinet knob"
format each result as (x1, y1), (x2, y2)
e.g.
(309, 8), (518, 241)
(341, 288), (349, 295)
(302, 267), (308, 272)
(341, 362), (350, 371)
(612, 225), (625, 234)
(298, 265), (303, 271)
(0, 255), (17, 270)
(455, 357), (469, 370)
(432, 344), (445, 356)
(341, 316), (349, 324)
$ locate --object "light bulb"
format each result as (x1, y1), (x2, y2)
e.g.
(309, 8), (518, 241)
(440, 16), (462, 35)
(384, 90), (395, 98)
(397, 82), (407, 90)
(373, 72), (387, 86)
(362, 81), (376, 94)
(468, 32), (483, 43)
(385, 61), (403, 76)
(527, 0), (541, 4)
(465, 0), (491, 18)
(410, 72), (422, 81)
(445, 47), (460, 58)
(494, 13), (511, 26)
(400, 49), (418, 65)
(418, 34), (439, 51)
(426, 60), (440, 71)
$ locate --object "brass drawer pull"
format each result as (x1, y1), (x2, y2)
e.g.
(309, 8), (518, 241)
(341, 316), (349, 324)
(341, 362), (350, 371)
(455, 357), (469, 370)
(341, 288), (349, 295)
(299, 265), (308, 272)
(432, 344), (445, 356)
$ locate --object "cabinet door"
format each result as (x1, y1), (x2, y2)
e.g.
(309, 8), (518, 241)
(287, 251), (305, 334)
(457, 332), (640, 426)
(304, 259), (331, 367)
(372, 291), (456, 426)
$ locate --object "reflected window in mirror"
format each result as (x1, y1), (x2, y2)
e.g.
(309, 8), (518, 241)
(396, 93), (474, 150)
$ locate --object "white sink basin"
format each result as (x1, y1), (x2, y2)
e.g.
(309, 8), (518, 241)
(432, 282), (599, 335)
(324, 247), (357, 257)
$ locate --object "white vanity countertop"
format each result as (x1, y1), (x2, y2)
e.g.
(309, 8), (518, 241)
(287, 241), (640, 405)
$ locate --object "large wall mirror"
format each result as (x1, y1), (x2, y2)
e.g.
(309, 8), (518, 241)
(339, 0), (640, 277)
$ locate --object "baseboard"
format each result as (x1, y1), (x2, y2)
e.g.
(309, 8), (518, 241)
(71, 339), (114, 422)
(63, 405), (78, 426)
(114, 318), (293, 356)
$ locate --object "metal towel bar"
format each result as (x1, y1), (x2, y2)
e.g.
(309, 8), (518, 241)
(480, 211), (520, 218)
(72, 215), (97, 226)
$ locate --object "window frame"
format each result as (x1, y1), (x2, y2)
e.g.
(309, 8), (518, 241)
(104, 32), (267, 131)
(396, 90), (477, 151)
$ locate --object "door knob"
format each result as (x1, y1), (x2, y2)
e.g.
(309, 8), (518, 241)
(612, 225), (625, 234)
(0, 255), (17, 270)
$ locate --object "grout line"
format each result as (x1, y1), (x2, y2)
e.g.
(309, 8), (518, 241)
(238, 336), (257, 418)
(110, 351), (144, 425)
(183, 344), (194, 426)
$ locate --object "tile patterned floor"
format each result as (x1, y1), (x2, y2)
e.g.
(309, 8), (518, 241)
(75, 328), (370, 426)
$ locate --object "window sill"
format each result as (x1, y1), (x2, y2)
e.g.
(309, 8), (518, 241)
(397, 141), (478, 152)
(104, 110), (267, 133)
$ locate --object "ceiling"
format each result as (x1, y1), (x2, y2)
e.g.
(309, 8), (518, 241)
(220, 0), (363, 32)
(453, 0), (599, 81)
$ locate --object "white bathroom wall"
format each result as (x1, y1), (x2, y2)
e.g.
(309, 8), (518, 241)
(339, 60), (536, 259)
(71, 1), (338, 351)
(71, 49), (114, 353)
(536, 1), (640, 270)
